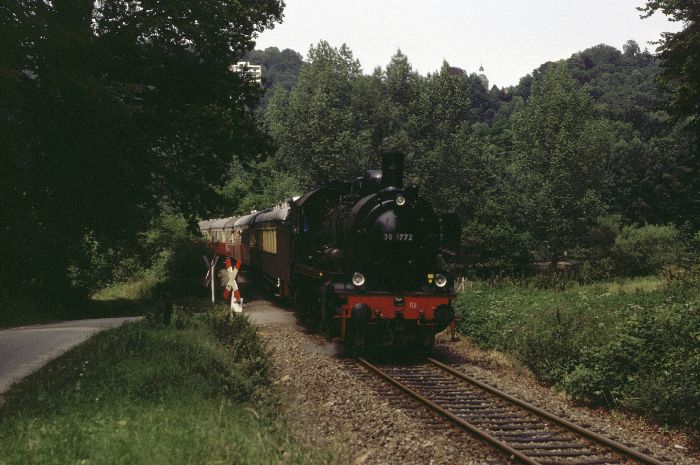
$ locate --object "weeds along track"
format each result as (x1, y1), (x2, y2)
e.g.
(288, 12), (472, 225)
(357, 357), (668, 465)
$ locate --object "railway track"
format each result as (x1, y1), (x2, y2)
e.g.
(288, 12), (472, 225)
(358, 357), (668, 465)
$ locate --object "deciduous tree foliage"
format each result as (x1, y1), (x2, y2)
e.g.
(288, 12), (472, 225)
(640, 0), (700, 227)
(0, 0), (283, 300)
(512, 64), (616, 265)
(267, 41), (377, 186)
(245, 47), (304, 95)
(407, 62), (490, 216)
(641, 0), (700, 131)
(261, 38), (696, 276)
(380, 50), (419, 153)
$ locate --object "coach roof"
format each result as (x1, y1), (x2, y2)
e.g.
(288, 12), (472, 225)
(254, 207), (289, 224)
(210, 217), (232, 230)
(233, 211), (262, 227)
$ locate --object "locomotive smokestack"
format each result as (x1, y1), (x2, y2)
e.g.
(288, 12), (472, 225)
(381, 152), (405, 188)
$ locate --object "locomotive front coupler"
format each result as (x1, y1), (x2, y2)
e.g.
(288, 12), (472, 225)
(375, 318), (396, 347)
(393, 310), (405, 331)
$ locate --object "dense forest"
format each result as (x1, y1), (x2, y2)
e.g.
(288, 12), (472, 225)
(232, 36), (700, 280)
(1, 0), (699, 305)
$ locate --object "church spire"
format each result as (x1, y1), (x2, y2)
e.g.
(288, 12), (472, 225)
(477, 63), (488, 90)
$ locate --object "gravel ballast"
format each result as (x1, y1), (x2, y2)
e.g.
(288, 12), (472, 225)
(244, 295), (699, 465)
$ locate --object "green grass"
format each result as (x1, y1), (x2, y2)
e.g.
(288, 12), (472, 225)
(455, 277), (700, 433)
(92, 273), (161, 301)
(0, 307), (338, 465)
(605, 275), (664, 294)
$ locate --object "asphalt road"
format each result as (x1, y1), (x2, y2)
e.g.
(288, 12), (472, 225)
(0, 317), (140, 395)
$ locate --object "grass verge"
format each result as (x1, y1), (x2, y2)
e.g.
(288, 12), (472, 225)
(0, 302), (337, 465)
(455, 277), (700, 434)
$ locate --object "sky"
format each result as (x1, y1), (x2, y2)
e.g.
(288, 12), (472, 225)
(254, 0), (682, 88)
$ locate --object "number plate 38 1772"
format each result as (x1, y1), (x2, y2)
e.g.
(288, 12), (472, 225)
(383, 233), (413, 241)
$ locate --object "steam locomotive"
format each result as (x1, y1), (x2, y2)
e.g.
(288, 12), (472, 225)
(200, 153), (460, 353)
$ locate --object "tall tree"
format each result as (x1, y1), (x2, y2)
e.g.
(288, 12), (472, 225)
(641, 0), (700, 227)
(406, 61), (488, 216)
(245, 47), (304, 108)
(266, 41), (377, 186)
(641, 0), (700, 132)
(512, 64), (616, 265)
(379, 49), (418, 153)
(0, 0), (283, 301)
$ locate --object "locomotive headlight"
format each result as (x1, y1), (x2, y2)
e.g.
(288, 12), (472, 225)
(352, 272), (366, 287)
(434, 273), (448, 288)
(395, 195), (406, 206)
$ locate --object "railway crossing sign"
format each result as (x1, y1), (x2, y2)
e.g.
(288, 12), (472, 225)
(202, 255), (219, 303)
(223, 258), (243, 314)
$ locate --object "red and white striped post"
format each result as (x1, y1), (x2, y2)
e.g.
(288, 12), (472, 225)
(223, 258), (243, 313)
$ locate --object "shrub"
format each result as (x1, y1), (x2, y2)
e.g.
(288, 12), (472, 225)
(662, 264), (700, 290)
(561, 333), (645, 407)
(563, 297), (700, 428)
(156, 239), (210, 297)
(462, 220), (533, 278)
(202, 313), (271, 390)
(455, 282), (700, 430)
(612, 224), (685, 276)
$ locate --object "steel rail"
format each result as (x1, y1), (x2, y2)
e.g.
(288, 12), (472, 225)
(426, 357), (667, 465)
(358, 357), (543, 465)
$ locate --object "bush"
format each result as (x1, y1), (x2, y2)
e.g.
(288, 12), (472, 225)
(202, 313), (271, 391)
(612, 224), (685, 276)
(562, 297), (700, 428)
(455, 282), (700, 430)
(153, 239), (210, 297)
(462, 219), (533, 278)
(662, 264), (700, 290)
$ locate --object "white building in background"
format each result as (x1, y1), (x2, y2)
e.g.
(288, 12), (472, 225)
(230, 61), (262, 83)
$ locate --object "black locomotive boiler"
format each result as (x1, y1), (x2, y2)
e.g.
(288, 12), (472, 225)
(202, 152), (461, 353)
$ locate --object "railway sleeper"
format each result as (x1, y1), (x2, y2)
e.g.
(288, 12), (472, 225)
(523, 450), (604, 458)
(446, 408), (511, 415)
(402, 383), (476, 390)
(470, 418), (541, 425)
(421, 393), (486, 401)
(483, 425), (555, 432)
(428, 391), (490, 397)
(539, 459), (622, 465)
(495, 432), (575, 441)
(434, 396), (493, 408)
(513, 443), (593, 451)
(480, 423), (546, 431)
(442, 414), (522, 421)
(429, 398), (490, 405)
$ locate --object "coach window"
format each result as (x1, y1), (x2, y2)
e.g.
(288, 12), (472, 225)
(261, 228), (277, 254)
